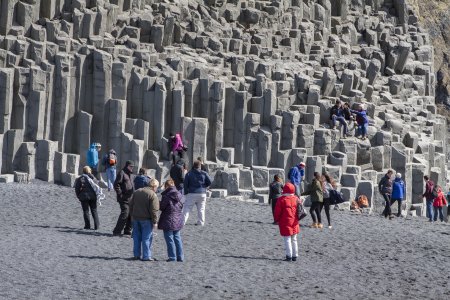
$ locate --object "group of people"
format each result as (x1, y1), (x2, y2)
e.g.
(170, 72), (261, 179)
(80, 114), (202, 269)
(269, 162), (343, 261)
(330, 100), (369, 140)
(75, 135), (212, 262)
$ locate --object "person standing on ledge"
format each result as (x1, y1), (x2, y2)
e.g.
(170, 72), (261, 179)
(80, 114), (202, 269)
(288, 162), (305, 197)
(379, 169), (394, 219)
(129, 179), (160, 261)
(113, 160), (135, 237)
(87, 143), (101, 180)
(274, 182), (299, 262)
(183, 160), (212, 226)
(269, 174), (284, 224)
(423, 175), (435, 222)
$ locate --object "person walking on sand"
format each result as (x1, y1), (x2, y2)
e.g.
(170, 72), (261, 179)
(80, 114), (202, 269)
(433, 186), (447, 222)
(102, 149), (117, 191)
(129, 179), (159, 261)
(288, 162), (305, 197)
(423, 176), (435, 222)
(379, 169), (394, 219)
(183, 160), (212, 226)
(274, 182), (299, 262)
(321, 174), (336, 228)
(301, 172), (324, 229)
(134, 168), (151, 190)
(159, 179), (184, 262)
(391, 173), (406, 217)
(113, 160), (135, 236)
(269, 175), (284, 224)
(74, 166), (100, 230)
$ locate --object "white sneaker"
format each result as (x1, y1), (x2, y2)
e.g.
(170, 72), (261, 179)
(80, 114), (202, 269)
(328, 225), (332, 229)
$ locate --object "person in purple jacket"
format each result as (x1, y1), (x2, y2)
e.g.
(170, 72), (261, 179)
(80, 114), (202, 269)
(158, 179), (184, 262)
(350, 104), (369, 140)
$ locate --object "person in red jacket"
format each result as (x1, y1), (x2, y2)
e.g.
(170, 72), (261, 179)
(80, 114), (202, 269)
(433, 186), (447, 222)
(274, 182), (300, 262)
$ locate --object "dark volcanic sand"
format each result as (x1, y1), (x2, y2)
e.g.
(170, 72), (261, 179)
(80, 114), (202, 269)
(1, 181), (450, 299)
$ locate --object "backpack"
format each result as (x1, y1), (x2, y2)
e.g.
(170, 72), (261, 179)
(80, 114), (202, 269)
(357, 195), (369, 208)
(107, 153), (116, 166)
(329, 190), (346, 204)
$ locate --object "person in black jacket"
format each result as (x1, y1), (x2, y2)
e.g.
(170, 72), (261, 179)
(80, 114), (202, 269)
(75, 166), (100, 230)
(269, 175), (284, 224)
(170, 159), (186, 192)
(113, 160), (135, 236)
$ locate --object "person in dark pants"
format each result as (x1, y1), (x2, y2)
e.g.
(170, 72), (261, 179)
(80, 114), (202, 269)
(301, 172), (324, 229)
(321, 173), (336, 228)
(269, 175), (283, 224)
(379, 169), (394, 219)
(74, 166), (100, 230)
(423, 175), (435, 222)
(113, 160), (135, 236)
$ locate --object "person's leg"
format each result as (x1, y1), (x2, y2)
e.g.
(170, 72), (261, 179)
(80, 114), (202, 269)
(294, 184), (300, 197)
(182, 194), (196, 225)
(310, 203), (317, 224)
(81, 201), (90, 229)
(132, 220), (142, 258)
(382, 194), (390, 217)
(106, 168), (114, 191)
(164, 230), (176, 261)
(338, 117), (348, 135)
(89, 200), (100, 230)
(390, 199), (397, 216)
(427, 199), (434, 221)
(196, 194), (207, 225)
(124, 209), (132, 235)
(433, 206), (438, 222)
(291, 234), (298, 259)
(396, 200), (402, 217)
(324, 200), (331, 226)
(283, 236), (292, 259)
(439, 207), (444, 222)
(113, 201), (129, 234)
(173, 230), (184, 261)
(315, 203), (322, 224)
(140, 220), (152, 260)
(331, 115), (337, 128)
(362, 123), (368, 138)
(271, 198), (278, 222)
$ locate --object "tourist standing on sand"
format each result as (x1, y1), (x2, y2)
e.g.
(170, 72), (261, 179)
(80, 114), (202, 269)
(102, 149), (117, 191)
(269, 175), (284, 224)
(274, 182), (299, 262)
(433, 186), (447, 222)
(159, 179), (184, 262)
(170, 159), (185, 192)
(379, 169), (394, 219)
(302, 172), (324, 228)
(390, 173), (406, 217)
(423, 176), (435, 222)
(288, 162), (305, 197)
(134, 168), (151, 190)
(74, 166), (100, 230)
(321, 174), (336, 228)
(113, 160), (135, 236)
(87, 143), (101, 180)
(183, 160), (212, 226)
(129, 179), (159, 261)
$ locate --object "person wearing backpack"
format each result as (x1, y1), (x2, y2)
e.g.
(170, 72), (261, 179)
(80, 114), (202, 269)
(391, 173), (406, 217)
(423, 176), (435, 222)
(321, 173), (336, 228)
(301, 172), (324, 229)
(102, 149), (117, 191)
(274, 182), (300, 262)
(86, 143), (101, 180)
(288, 162), (305, 197)
(433, 186), (447, 222)
(378, 170), (394, 219)
(74, 166), (100, 230)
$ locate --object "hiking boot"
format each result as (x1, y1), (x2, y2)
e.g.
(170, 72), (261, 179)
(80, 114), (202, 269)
(310, 223), (318, 228)
(292, 257), (297, 261)
(317, 223), (324, 229)
(283, 256), (292, 262)
(389, 215), (394, 220)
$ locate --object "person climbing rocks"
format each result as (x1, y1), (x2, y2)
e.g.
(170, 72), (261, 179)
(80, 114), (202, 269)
(350, 104), (369, 140)
(433, 186), (447, 222)
(74, 166), (100, 230)
(169, 133), (187, 165)
(269, 174), (284, 224)
(102, 149), (117, 191)
(301, 172), (324, 229)
(113, 160), (135, 236)
(379, 169), (394, 219)
(330, 100), (350, 138)
(423, 175), (435, 222)
(288, 162), (305, 197)
(273, 182), (299, 262)
(134, 168), (151, 190)
(87, 143), (101, 180)
(391, 173), (406, 217)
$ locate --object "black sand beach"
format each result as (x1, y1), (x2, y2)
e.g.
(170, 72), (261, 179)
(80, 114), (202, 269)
(1, 181), (450, 299)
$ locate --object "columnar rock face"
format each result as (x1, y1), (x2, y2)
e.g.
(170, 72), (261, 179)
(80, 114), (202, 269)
(0, 0), (447, 214)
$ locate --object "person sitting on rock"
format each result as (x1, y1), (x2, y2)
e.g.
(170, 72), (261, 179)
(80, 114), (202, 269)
(330, 100), (350, 138)
(269, 174), (284, 224)
(350, 104), (369, 140)
(342, 102), (355, 132)
(433, 186), (447, 222)
(274, 182), (300, 262)
(391, 173), (406, 217)
(169, 133), (187, 165)
(134, 168), (151, 190)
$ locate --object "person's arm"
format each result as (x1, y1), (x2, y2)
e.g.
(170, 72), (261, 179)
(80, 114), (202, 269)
(184, 173), (190, 195)
(204, 172), (212, 188)
(273, 198), (282, 223)
(159, 196), (168, 212)
(75, 178), (81, 198)
(114, 171), (123, 196)
(150, 193), (160, 225)
(403, 182), (406, 199)
(301, 184), (311, 196)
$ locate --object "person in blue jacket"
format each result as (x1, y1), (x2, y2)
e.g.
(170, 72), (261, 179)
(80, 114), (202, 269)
(350, 104), (369, 140)
(391, 173), (406, 217)
(288, 162), (305, 197)
(87, 143), (101, 180)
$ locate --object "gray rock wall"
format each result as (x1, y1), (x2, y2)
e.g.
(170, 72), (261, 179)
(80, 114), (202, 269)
(0, 0), (447, 214)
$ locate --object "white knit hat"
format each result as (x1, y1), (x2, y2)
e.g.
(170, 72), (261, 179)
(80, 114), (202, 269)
(396, 173), (402, 178)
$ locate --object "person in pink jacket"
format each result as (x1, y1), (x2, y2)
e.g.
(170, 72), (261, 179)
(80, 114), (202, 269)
(169, 133), (186, 164)
(274, 183), (300, 262)
(433, 186), (447, 222)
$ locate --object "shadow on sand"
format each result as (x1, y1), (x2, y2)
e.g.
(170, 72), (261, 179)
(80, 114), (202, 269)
(68, 255), (133, 261)
(23, 224), (79, 230)
(219, 255), (280, 261)
(57, 229), (114, 237)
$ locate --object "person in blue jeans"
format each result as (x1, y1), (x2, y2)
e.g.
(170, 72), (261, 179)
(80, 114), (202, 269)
(330, 100), (349, 137)
(423, 176), (435, 222)
(350, 104), (369, 140)
(102, 149), (117, 191)
(129, 179), (160, 261)
(288, 162), (305, 197)
(159, 179), (184, 262)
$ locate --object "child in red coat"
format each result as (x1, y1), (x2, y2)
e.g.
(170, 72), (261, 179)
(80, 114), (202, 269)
(274, 182), (300, 262)
(433, 186), (447, 222)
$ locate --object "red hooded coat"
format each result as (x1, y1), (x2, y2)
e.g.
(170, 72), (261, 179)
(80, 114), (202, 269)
(274, 183), (300, 236)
